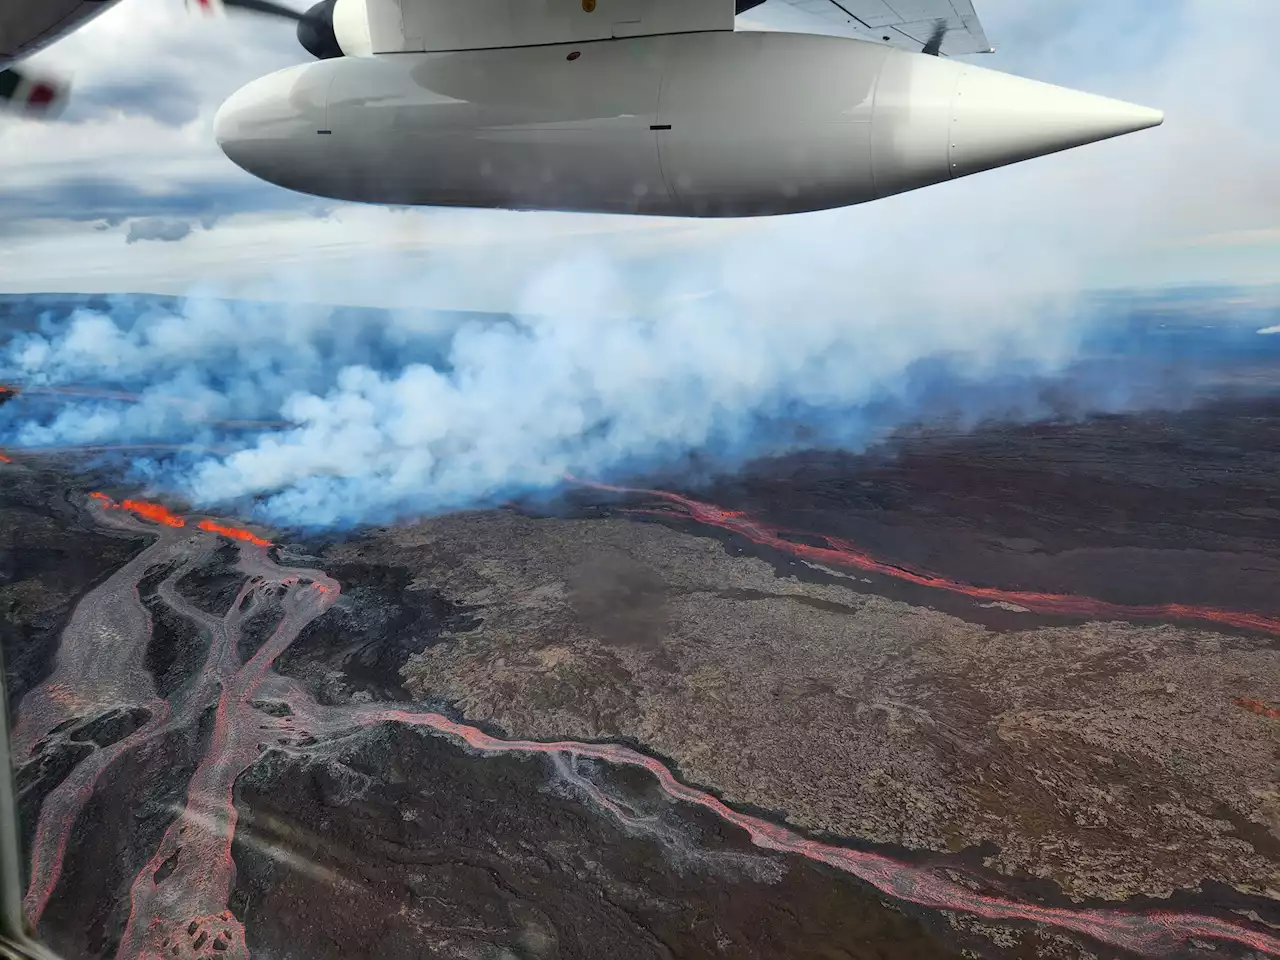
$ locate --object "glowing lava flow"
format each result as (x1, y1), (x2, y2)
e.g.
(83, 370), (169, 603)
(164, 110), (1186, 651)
(576, 479), (1280, 637)
(16, 497), (296, 960)
(91, 493), (273, 547)
(197, 520), (271, 548)
(114, 568), (335, 960)
(91, 492), (185, 528)
(15, 492), (1279, 960)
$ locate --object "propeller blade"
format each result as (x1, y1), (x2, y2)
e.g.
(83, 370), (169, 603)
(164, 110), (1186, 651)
(189, 0), (336, 60)
(226, 0), (304, 20)
(188, 0), (303, 21)
(185, 0), (226, 16)
(0, 67), (69, 118)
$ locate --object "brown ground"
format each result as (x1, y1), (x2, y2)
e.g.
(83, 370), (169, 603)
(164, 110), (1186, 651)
(0, 466), (146, 720)
(329, 507), (1280, 905)
(230, 722), (977, 960)
(5, 321), (1280, 958)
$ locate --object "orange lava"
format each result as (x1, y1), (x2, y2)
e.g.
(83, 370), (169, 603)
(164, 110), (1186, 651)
(120, 499), (186, 528)
(197, 519), (271, 548)
(91, 493), (272, 546)
(1234, 697), (1280, 720)
(90, 493), (186, 529)
(0, 453), (11, 464)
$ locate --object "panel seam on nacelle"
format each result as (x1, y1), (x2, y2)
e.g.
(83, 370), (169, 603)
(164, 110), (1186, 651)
(322, 70), (338, 134)
(867, 49), (886, 199)
(653, 43), (679, 214)
(945, 63), (967, 181)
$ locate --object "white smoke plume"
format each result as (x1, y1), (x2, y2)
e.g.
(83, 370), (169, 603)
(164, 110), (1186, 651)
(2, 0), (1278, 526)
(1, 231), (1090, 526)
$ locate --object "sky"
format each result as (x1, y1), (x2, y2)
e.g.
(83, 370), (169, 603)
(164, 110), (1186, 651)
(1, 0), (1278, 310)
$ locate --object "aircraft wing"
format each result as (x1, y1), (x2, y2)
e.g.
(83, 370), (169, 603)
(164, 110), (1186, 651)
(0, 0), (95, 115)
(759, 0), (993, 56)
(1, 0), (120, 62)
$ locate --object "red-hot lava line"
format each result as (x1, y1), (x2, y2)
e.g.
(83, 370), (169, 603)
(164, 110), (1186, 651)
(17, 494), (320, 958)
(93, 492), (186, 529)
(0, 452), (11, 464)
(197, 520), (272, 548)
(91, 494), (273, 547)
(23, 706), (171, 925)
(115, 571), (337, 960)
(574, 479), (1280, 637)
(12, 517), (185, 924)
(17, 492), (1280, 960)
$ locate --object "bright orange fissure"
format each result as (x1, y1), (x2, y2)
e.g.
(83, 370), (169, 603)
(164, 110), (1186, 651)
(197, 520), (271, 548)
(90, 493), (271, 547)
(573, 478), (1280, 638)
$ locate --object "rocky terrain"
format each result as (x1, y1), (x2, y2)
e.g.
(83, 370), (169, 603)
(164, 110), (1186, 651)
(1, 466), (986, 960)
(0, 464), (146, 720)
(2, 295), (1279, 959)
(370, 501), (1279, 904)
(231, 722), (973, 960)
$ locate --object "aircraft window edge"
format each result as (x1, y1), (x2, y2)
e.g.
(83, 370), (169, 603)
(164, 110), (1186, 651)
(0, 648), (63, 960)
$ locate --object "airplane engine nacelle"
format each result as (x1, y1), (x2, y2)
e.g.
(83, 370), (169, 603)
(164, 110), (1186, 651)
(214, 30), (1162, 219)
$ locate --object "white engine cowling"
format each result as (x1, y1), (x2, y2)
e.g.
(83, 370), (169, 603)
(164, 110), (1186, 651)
(214, 30), (1163, 219)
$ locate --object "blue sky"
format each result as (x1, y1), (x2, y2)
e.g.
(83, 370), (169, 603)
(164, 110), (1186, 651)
(1, 0), (1278, 310)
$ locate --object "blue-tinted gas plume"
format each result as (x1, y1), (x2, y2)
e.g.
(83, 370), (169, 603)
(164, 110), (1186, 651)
(1, 268), (1276, 528)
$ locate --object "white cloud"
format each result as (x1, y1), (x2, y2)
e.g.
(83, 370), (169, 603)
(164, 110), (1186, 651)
(0, 0), (1277, 304)
(125, 216), (195, 243)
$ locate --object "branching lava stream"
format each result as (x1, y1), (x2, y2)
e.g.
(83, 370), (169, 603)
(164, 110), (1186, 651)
(11, 492), (1279, 959)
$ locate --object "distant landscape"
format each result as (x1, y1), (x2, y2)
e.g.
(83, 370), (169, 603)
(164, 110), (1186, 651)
(0, 289), (1277, 960)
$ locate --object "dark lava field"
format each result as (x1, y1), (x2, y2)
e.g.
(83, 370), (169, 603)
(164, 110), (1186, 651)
(0, 297), (1277, 960)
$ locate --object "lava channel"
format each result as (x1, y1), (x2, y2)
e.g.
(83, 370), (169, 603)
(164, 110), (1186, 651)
(575, 479), (1280, 637)
(15, 491), (1280, 960)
